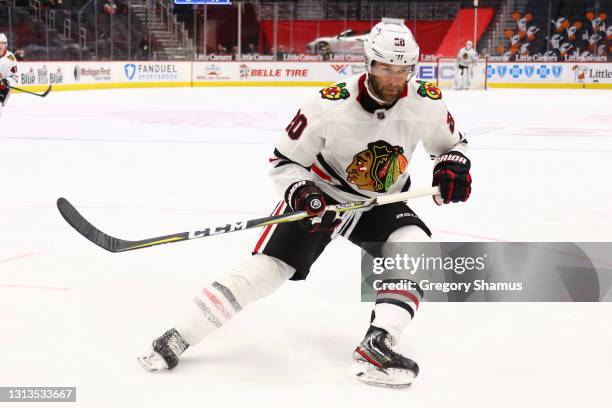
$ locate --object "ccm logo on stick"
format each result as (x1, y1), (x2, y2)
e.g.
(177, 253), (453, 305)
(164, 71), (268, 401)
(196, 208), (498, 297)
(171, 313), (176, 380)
(189, 222), (247, 238)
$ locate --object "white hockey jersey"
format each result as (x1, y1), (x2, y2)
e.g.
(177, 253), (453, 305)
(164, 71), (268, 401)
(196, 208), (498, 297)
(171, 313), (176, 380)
(269, 74), (468, 204)
(456, 47), (479, 67)
(0, 50), (18, 86)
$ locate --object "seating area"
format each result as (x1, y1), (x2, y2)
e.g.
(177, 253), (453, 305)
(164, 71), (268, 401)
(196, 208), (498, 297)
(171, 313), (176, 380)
(496, 0), (610, 60)
(1, 0), (192, 60)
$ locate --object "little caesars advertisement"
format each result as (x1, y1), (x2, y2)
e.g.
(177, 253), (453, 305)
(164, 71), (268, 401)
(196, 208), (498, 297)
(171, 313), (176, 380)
(570, 63), (612, 84)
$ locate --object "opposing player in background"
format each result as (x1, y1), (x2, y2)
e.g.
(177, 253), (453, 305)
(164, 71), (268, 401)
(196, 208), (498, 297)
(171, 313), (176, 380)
(0, 33), (18, 117)
(138, 19), (472, 388)
(455, 40), (479, 90)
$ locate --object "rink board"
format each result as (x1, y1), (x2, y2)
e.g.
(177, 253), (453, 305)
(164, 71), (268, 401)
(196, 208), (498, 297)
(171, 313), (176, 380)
(11, 61), (612, 92)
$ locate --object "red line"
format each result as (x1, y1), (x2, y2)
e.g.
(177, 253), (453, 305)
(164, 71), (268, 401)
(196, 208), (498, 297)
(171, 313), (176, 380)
(432, 229), (508, 242)
(253, 202), (284, 253)
(0, 252), (37, 265)
(0, 283), (71, 291)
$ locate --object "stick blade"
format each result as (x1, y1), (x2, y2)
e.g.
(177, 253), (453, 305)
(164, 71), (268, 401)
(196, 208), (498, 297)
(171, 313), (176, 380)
(42, 85), (52, 97)
(56, 197), (124, 252)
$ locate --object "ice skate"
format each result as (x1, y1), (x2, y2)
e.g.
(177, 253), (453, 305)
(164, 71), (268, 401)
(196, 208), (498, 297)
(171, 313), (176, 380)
(138, 328), (189, 372)
(348, 327), (419, 388)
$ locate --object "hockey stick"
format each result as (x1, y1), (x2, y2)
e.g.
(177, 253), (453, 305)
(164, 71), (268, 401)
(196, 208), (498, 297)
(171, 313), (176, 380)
(56, 186), (440, 253)
(8, 84), (52, 97)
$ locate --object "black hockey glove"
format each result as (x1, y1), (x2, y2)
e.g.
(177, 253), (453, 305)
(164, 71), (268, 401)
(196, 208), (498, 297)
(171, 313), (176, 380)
(285, 180), (341, 232)
(432, 151), (472, 205)
(0, 78), (8, 89)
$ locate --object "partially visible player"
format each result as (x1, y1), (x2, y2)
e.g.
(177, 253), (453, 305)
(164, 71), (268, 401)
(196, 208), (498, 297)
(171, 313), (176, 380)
(0, 33), (18, 117)
(455, 40), (479, 90)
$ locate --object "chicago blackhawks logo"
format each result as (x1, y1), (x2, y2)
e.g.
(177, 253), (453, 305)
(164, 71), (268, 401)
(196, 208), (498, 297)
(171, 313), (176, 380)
(346, 141), (408, 193)
(320, 82), (350, 100)
(416, 80), (442, 100)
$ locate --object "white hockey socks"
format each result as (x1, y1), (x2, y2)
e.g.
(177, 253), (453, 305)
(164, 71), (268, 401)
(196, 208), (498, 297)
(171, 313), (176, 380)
(175, 254), (295, 346)
(370, 282), (423, 344)
(370, 225), (430, 343)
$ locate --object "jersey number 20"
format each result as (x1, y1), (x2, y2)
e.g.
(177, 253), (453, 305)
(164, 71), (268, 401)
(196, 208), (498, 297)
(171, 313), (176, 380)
(286, 109), (307, 140)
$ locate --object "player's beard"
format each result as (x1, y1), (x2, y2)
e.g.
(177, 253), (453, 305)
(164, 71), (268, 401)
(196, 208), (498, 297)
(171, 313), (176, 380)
(369, 75), (404, 105)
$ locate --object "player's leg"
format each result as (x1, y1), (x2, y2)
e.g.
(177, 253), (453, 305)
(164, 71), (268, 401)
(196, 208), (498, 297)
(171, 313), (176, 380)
(175, 254), (296, 348)
(139, 201), (335, 371)
(370, 225), (430, 343)
(345, 203), (431, 387)
(139, 254), (295, 371)
(454, 65), (465, 90)
(464, 65), (472, 89)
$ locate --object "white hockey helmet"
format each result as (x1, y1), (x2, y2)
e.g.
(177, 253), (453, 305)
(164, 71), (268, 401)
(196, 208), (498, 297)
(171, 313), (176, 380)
(364, 18), (419, 75)
(0, 33), (8, 44)
(466, 40), (473, 50)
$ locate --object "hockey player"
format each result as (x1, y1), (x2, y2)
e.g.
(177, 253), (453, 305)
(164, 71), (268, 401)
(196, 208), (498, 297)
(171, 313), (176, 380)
(455, 40), (479, 90)
(138, 19), (472, 388)
(0, 33), (18, 117)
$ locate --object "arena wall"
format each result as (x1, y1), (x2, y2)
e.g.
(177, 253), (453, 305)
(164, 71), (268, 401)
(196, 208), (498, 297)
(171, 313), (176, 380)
(13, 61), (612, 92)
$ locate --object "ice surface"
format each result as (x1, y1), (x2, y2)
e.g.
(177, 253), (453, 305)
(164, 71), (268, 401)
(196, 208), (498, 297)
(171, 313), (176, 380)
(1, 87), (611, 407)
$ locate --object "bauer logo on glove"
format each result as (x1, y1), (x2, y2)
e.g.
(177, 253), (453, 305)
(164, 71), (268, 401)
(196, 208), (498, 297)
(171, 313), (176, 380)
(432, 151), (472, 205)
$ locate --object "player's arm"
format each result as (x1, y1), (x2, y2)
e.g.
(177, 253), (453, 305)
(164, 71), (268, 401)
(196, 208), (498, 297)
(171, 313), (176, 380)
(1, 54), (18, 87)
(469, 50), (479, 65)
(269, 97), (339, 231)
(422, 101), (471, 205)
(0, 75), (10, 89)
(269, 96), (323, 196)
(455, 48), (464, 66)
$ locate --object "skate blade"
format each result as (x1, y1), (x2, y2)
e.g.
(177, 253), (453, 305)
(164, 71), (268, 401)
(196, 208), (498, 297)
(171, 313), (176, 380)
(138, 349), (168, 372)
(348, 361), (415, 389)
